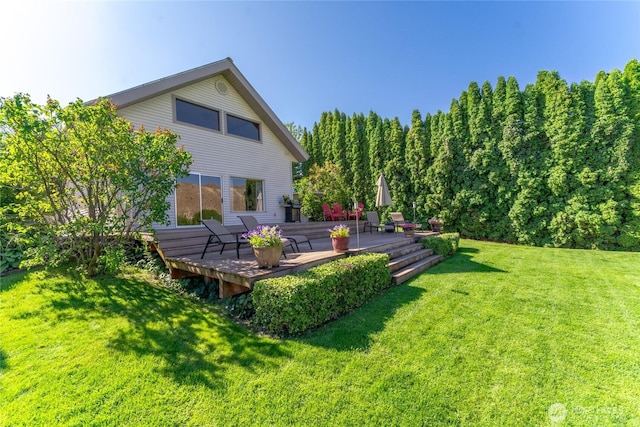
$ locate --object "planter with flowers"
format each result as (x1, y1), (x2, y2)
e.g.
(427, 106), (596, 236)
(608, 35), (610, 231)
(242, 225), (283, 268)
(328, 224), (350, 253)
(428, 218), (444, 233)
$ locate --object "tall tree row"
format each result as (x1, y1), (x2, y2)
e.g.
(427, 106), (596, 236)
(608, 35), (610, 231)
(297, 59), (640, 251)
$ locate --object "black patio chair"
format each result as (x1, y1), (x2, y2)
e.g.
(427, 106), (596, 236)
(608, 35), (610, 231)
(201, 219), (249, 259)
(238, 215), (312, 252)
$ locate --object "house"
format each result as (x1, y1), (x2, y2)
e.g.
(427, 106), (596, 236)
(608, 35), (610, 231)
(105, 57), (308, 228)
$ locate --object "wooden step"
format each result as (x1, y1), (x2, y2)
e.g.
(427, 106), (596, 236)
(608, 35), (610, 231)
(387, 248), (435, 273)
(391, 254), (444, 285)
(385, 242), (427, 259)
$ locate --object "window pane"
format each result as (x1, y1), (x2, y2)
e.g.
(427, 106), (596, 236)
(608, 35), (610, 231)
(201, 176), (222, 221)
(175, 99), (219, 131)
(226, 115), (260, 140)
(231, 177), (264, 211)
(176, 174), (201, 226)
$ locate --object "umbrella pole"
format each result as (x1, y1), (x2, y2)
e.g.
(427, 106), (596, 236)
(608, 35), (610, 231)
(354, 201), (360, 253)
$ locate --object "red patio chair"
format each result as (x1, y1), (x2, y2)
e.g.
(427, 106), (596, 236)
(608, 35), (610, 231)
(322, 203), (334, 221)
(348, 202), (364, 220)
(332, 203), (347, 221)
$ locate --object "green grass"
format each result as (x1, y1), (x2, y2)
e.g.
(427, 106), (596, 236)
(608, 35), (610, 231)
(1, 240), (639, 426)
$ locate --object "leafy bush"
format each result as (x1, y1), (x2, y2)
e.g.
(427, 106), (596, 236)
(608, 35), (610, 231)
(0, 238), (23, 273)
(420, 233), (460, 256)
(224, 292), (255, 319)
(252, 253), (390, 335)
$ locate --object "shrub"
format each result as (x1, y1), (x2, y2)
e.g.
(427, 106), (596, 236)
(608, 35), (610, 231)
(420, 233), (460, 256)
(224, 293), (255, 319)
(252, 253), (390, 335)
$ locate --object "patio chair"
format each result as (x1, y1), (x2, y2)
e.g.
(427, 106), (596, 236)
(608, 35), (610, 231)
(238, 215), (311, 252)
(201, 219), (250, 259)
(332, 203), (347, 221)
(348, 202), (364, 220)
(321, 203), (334, 221)
(390, 212), (415, 233)
(363, 211), (385, 233)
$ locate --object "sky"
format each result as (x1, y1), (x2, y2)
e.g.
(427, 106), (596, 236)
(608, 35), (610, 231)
(1, 1), (639, 130)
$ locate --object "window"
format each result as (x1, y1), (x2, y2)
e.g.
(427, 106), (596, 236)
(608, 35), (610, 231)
(175, 99), (220, 131)
(175, 173), (222, 226)
(230, 177), (264, 212)
(226, 114), (260, 141)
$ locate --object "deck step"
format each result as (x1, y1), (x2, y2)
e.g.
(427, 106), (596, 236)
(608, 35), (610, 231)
(391, 254), (444, 285)
(385, 242), (427, 259)
(387, 248), (435, 273)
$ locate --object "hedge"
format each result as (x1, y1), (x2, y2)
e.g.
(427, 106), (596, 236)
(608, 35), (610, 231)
(252, 253), (390, 335)
(420, 233), (460, 256)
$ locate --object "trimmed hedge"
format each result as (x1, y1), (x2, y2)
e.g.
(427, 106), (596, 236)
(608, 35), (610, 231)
(252, 253), (390, 335)
(420, 233), (460, 256)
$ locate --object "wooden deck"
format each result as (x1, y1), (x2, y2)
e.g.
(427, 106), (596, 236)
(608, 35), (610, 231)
(149, 220), (437, 297)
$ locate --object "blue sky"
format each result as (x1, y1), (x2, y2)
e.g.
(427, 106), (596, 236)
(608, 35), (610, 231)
(2, 1), (639, 130)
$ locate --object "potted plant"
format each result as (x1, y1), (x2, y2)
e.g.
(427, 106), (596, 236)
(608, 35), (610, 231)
(242, 225), (283, 268)
(428, 218), (443, 233)
(328, 224), (350, 253)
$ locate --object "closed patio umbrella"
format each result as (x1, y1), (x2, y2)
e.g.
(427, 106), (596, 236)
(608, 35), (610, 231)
(375, 174), (392, 207)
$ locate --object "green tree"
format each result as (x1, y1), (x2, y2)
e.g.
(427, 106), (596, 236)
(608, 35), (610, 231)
(346, 113), (369, 206)
(0, 95), (192, 276)
(384, 117), (407, 213)
(296, 161), (350, 221)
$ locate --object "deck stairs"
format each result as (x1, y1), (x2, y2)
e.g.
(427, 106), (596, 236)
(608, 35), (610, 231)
(360, 238), (444, 285)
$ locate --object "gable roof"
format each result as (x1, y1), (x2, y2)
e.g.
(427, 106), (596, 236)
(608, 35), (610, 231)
(103, 58), (308, 162)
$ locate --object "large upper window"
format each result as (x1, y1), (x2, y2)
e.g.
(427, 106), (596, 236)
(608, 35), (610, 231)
(175, 99), (220, 131)
(175, 173), (222, 226)
(226, 114), (260, 141)
(230, 177), (264, 212)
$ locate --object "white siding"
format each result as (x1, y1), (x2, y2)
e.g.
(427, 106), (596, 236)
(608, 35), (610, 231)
(118, 76), (296, 228)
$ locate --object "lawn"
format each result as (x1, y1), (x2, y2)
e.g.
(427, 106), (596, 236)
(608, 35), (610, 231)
(1, 240), (639, 426)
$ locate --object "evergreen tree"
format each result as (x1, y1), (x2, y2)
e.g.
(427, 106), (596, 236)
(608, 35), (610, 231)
(331, 109), (347, 176)
(384, 117), (407, 212)
(346, 113), (369, 206)
(404, 110), (425, 218)
(367, 112), (385, 208)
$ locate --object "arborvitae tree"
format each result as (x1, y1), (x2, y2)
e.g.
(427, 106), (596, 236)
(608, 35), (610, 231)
(318, 112), (334, 164)
(622, 59), (640, 248)
(297, 128), (313, 178)
(536, 70), (576, 247)
(425, 113), (457, 225)
(347, 113), (369, 207)
(331, 109), (347, 176)
(484, 76), (515, 241)
(310, 123), (323, 166)
(587, 70), (635, 249)
(498, 76), (525, 238)
(365, 112), (385, 208)
(404, 110), (425, 217)
(384, 117), (407, 213)
(448, 98), (470, 233)
(508, 83), (552, 246)
(460, 81), (494, 238)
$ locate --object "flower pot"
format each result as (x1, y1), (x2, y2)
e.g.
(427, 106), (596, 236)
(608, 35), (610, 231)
(252, 245), (282, 268)
(331, 236), (349, 253)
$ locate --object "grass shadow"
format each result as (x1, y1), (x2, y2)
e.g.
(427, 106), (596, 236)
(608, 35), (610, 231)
(427, 250), (507, 274)
(43, 269), (289, 390)
(0, 268), (28, 293)
(0, 348), (6, 371)
(298, 282), (425, 351)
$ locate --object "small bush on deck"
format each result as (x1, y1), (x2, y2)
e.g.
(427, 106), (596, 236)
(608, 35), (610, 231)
(252, 253), (390, 335)
(420, 233), (460, 256)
